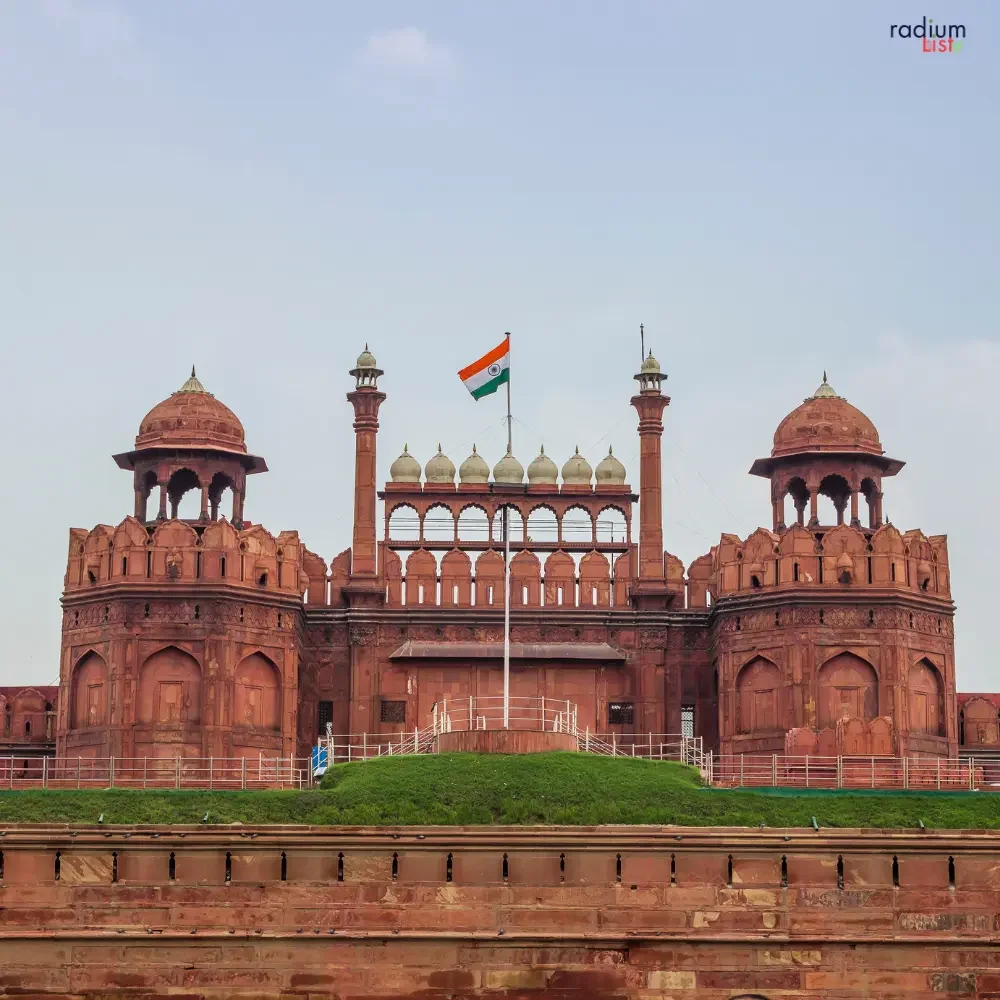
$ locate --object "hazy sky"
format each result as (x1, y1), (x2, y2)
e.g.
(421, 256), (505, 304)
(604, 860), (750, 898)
(0, 2), (996, 689)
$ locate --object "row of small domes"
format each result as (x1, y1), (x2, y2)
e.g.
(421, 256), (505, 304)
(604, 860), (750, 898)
(390, 444), (627, 486)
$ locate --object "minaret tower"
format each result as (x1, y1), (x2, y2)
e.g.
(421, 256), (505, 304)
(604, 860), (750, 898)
(630, 349), (671, 609)
(345, 346), (386, 605)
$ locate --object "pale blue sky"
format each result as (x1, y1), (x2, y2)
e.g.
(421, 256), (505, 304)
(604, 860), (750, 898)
(0, 2), (996, 687)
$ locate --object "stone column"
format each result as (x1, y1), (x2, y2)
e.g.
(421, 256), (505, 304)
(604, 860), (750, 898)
(873, 490), (884, 528)
(630, 368), (670, 609)
(772, 498), (784, 532)
(232, 486), (245, 527)
(134, 488), (146, 521)
(850, 489), (860, 527)
(157, 484), (168, 520)
(346, 362), (387, 594)
(199, 485), (209, 521)
(808, 488), (819, 527)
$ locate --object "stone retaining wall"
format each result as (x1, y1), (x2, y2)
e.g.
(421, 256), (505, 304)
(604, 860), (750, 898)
(1, 825), (1000, 997)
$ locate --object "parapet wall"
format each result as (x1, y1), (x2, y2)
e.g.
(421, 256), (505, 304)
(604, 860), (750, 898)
(2, 825), (1000, 997)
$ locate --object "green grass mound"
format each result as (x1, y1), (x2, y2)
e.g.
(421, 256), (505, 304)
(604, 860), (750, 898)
(0, 753), (996, 827)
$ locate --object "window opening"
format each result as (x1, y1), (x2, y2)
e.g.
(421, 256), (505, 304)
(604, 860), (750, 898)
(608, 702), (634, 726)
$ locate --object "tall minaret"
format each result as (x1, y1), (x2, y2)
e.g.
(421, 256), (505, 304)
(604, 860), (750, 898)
(630, 349), (670, 609)
(346, 346), (386, 604)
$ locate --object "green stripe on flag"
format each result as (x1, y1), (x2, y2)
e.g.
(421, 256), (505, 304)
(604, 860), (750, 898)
(470, 368), (509, 399)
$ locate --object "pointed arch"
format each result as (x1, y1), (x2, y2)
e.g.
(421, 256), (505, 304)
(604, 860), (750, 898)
(388, 503), (420, 543)
(423, 503), (456, 545)
(908, 658), (945, 736)
(561, 505), (594, 544)
(404, 549), (437, 605)
(234, 652), (281, 731)
(138, 646), (202, 725)
(817, 652), (878, 728)
(543, 550), (575, 607)
(595, 505), (628, 545)
(510, 549), (541, 606)
(735, 656), (783, 734)
(474, 550), (505, 606)
(441, 549), (472, 606)
(580, 550), (611, 607)
(456, 504), (490, 543)
(70, 651), (109, 730)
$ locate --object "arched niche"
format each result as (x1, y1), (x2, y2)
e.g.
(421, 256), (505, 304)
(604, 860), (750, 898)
(962, 697), (999, 746)
(167, 467), (201, 520)
(735, 657), (782, 734)
(908, 658), (945, 736)
(138, 646), (202, 725)
(474, 550), (505, 606)
(70, 651), (109, 730)
(817, 652), (877, 729)
(234, 652), (281, 731)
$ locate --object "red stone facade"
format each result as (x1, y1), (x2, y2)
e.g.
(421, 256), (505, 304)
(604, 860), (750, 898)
(55, 351), (978, 760)
(2, 823), (1000, 997)
(0, 686), (58, 762)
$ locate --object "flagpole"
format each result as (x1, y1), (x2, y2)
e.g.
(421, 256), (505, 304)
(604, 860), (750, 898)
(503, 332), (512, 730)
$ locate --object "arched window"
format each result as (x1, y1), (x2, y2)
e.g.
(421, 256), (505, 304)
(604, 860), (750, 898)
(817, 653), (878, 728)
(908, 659), (945, 736)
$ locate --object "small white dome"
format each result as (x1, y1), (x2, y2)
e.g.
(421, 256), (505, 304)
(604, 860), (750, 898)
(492, 447), (524, 484)
(459, 444), (490, 484)
(389, 444), (421, 483)
(561, 446), (593, 485)
(527, 445), (558, 485)
(640, 349), (660, 374)
(356, 343), (377, 369)
(424, 444), (456, 484)
(595, 446), (626, 485)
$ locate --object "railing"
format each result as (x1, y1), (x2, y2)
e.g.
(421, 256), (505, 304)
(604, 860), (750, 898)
(579, 733), (707, 770)
(0, 755), (309, 790)
(711, 753), (997, 791)
(434, 695), (578, 736)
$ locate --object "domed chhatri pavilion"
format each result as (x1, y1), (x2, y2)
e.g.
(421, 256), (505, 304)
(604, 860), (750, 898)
(55, 348), (978, 764)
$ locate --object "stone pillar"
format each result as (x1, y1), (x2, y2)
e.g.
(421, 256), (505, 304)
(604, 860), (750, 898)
(630, 356), (670, 610)
(134, 488), (146, 521)
(345, 350), (387, 606)
(772, 498), (784, 532)
(850, 489), (860, 527)
(873, 490), (883, 528)
(200, 485), (209, 521)
(232, 486), (245, 527)
(157, 484), (168, 520)
(808, 488), (819, 527)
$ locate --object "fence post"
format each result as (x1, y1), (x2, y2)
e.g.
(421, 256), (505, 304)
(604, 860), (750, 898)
(143, 757), (147, 790)
(175, 756), (181, 790)
(8, 756), (12, 790)
(414, 727), (418, 753)
(903, 755), (908, 790)
(469, 695), (473, 730)
(109, 756), (115, 789)
(77, 757), (81, 790)
(805, 755), (809, 789)
(837, 755), (843, 789)
(740, 754), (744, 787)
(937, 756), (941, 790)
(363, 733), (367, 759)
(871, 756), (875, 790)
(969, 757), (975, 791)
(42, 756), (48, 789)
(433, 703), (438, 736)
(241, 756), (247, 791)
(612, 732), (617, 757)
(209, 757), (213, 790)
(772, 753), (777, 787)
(585, 728), (590, 753)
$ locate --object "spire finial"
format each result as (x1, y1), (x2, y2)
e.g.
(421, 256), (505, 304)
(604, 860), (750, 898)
(365, 342), (369, 351)
(191, 364), (196, 378)
(472, 443), (477, 454)
(823, 369), (828, 383)
(437, 442), (442, 452)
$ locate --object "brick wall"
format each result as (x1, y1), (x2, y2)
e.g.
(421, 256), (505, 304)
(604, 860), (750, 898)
(1, 825), (1000, 997)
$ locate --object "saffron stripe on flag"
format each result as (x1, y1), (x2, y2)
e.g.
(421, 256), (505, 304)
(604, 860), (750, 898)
(458, 339), (509, 381)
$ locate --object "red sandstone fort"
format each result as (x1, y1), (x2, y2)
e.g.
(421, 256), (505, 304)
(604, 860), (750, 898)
(0, 346), (988, 767)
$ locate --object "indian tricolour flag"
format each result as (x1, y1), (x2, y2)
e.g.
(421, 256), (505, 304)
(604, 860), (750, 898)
(458, 336), (510, 400)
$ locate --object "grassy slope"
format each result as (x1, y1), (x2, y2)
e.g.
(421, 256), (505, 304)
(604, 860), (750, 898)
(0, 753), (995, 828)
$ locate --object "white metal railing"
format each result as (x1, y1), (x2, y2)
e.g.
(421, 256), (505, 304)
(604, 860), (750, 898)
(710, 753), (1000, 791)
(310, 695), (706, 777)
(0, 755), (309, 790)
